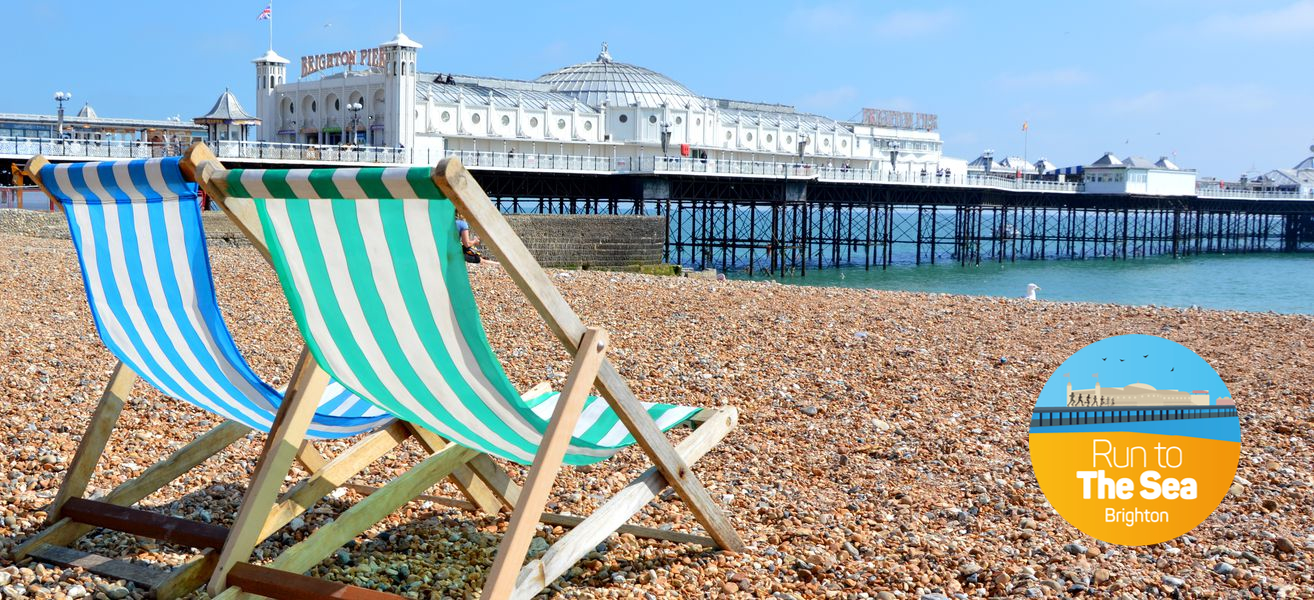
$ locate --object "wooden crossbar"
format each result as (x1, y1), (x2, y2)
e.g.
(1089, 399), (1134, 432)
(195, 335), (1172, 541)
(228, 563), (404, 600)
(60, 498), (229, 550)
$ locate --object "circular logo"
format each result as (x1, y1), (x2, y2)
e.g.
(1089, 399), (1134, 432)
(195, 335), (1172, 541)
(1028, 335), (1240, 546)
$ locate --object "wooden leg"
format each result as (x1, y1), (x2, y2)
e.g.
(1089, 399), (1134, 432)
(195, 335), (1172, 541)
(46, 362), (136, 524)
(481, 329), (608, 600)
(406, 424), (504, 515)
(295, 440), (329, 472)
(207, 347), (329, 596)
(263, 442), (477, 576)
(15, 420), (251, 560)
(595, 361), (745, 552)
(256, 422), (410, 541)
(510, 407), (738, 599)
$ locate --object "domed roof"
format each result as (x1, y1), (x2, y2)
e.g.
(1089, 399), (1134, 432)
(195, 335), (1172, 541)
(535, 43), (707, 110)
(1123, 382), (1157, 391)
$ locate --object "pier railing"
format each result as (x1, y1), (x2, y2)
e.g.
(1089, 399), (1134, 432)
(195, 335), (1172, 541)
(2, 135), (1309, 201)
(1196, 186), (1312, 200)
(1030, 405), (1237, 427)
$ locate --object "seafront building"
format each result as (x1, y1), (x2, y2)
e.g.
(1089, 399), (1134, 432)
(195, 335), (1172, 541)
(1065, 381), (1212, 407)
(252, 35), (945, 174)
(0, 103), (203, 145)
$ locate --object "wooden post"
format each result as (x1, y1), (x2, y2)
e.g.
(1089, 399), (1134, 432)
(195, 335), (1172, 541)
(45, 362), (136, 524)
(481, 328), (608, 599)
(207, 347), (329, 596)
(434, 158), (744, 553)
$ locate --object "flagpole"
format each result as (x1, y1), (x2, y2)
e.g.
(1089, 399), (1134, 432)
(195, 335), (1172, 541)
(268, 0), (274, 52)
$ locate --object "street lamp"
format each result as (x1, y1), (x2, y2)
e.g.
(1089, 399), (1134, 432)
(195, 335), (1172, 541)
(53, 91), (72, 141)
(797, 134), (810, 161)
(347, 102), (363, 146)
(888, 140), (901, 177)
(659, 121), (672, 157)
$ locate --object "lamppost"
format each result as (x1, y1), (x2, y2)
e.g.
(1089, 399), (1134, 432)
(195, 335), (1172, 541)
(347, 102), (363, 146)
(53, 91), (72, 141)
(659, 121), (672, 157)
(797, 134), (809, 162)
(888, 140), (901, 178)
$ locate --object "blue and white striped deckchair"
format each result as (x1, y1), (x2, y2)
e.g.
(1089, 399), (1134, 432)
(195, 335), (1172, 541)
(186, 146), (743, 600)
(37, 156), (391, 439)
(15, 155), (430, 600)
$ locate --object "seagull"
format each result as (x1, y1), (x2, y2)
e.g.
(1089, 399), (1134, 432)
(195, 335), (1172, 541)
(1143, 354), (1149, 358)
(1119, 359), (1125, 362)
(1023, 283), (1041, 300)
(1102, 358), (1107, 361)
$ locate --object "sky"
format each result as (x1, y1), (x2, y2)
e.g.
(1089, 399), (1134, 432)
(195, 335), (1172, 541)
(11, 1), (1314, 178)
(1036, 335), (1231, 407)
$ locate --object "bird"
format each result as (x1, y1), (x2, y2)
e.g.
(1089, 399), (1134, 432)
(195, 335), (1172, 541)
(1102, 358), (1107, 361)
(1143, 354), (1149, 358)
(1119, 359), (1125, 362)
(1023, 283), (1041, 300)
(1171, 367), (1175, 372)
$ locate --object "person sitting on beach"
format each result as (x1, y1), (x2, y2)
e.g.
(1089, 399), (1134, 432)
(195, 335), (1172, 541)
(455, 213), (483, 264)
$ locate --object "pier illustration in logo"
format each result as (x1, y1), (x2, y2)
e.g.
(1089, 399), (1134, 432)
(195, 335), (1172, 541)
(1029, 335), (1240, 546)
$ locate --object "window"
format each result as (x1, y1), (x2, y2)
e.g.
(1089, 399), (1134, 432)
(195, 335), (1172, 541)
(766, 134), (773, 143)
(618, 114), (628, 123)
(557, 118), (566, 130)
(785, 135), (792, 144)
(823, 138), (830, 147)
(471, 113), (481, 124)
(725, 131), (732, 140)
(311, 100), (317, 113)
(695, 118), (702, 126)
(675, 116), (683, 125)
(441, 111), (450, 122)
(648, 115), (658, 124)
(530, 117), (539, 127)
(841, 140), (848, 148)
(746, 132), (753, 142)
(583, 120), (593, 131)
(501, 115), (511, 126)
(335, 98), (341, 111)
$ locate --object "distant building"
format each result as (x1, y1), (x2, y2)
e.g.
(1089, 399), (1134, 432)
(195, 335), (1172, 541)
(0, 102), (203, 144)
(1250, 151), (1314, 196)
(194, 89), (260, 142)
(1064, 381), (1212, 407)
(1081, 152), (1197, 196)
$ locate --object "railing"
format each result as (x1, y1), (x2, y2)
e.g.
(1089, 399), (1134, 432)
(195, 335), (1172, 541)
(209, 140), (409, 164)
(817, 167), (1084, 193)
(0, 186), (49, 210)
(1031, 405), (1237, 427)
(438, 150), (612, 172)
(1196, 186), (1312, 200)
(0, 137), (183, 159)
(635, 156), (817, 177)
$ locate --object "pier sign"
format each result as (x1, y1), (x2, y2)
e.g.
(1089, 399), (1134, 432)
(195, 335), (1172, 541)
(1028, 335), (1240, 546)
(301, 47), (389, 78)
(861, 108), (938, 131)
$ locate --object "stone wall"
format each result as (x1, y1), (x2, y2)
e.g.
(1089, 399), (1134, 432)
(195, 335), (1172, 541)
(501, 214), (665, 268)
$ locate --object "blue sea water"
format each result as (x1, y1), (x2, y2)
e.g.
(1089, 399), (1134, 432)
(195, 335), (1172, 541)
(732, 253), (1314, 314)
(1028, 418), (1241, 443)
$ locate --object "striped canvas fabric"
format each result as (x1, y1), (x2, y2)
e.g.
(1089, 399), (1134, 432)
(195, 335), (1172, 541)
(226, 167), (701, 465)
(40, 157), (393, 439)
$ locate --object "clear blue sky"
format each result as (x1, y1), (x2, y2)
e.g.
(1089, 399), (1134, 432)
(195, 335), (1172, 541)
(12, 1), (1314, 178)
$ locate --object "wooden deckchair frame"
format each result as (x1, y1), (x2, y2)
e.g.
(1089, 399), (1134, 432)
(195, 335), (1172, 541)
(15, 156), (493, 599)
(183, 144), (743, 600)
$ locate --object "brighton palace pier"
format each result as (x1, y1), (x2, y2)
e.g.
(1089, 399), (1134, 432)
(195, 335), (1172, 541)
(4, 30), (1312, 275)
(1065, 381), (1213, 407)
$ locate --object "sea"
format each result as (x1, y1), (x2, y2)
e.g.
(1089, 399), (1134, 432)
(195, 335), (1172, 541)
(731, 253), (1314, 314)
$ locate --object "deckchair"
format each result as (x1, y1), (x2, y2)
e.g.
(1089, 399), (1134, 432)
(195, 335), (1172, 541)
(16, 155), (476, 599)
(183, 144), (744, 600)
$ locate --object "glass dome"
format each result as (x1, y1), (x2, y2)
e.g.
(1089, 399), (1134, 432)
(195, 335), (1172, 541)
(536, 43), (707, 110)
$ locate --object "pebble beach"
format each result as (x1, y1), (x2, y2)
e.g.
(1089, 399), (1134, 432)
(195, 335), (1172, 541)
(0, 210), (1311, 599)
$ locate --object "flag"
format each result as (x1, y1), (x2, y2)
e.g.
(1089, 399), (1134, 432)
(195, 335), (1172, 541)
(1021, 121), (1029, 132)
(1092, 373), (1098, 378)
(257, 4), (271, 20)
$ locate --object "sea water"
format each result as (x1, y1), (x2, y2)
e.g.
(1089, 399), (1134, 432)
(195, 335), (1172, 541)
(732, 253), (1314, 314)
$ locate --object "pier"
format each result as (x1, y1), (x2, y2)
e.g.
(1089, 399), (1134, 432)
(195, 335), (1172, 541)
(4, 139), (1312, 275)
(1030, 405), (1239, 428)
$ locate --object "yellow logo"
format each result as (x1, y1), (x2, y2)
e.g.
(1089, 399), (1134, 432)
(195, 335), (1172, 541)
(1028, 335), (1239, 546)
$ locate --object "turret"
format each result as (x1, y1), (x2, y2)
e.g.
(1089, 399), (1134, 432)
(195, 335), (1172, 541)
(381, 32), (421, 149)
(253, 50), (289, 142)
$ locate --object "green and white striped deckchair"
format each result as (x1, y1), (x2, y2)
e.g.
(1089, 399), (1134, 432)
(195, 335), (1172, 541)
(183, 145), (743, 600)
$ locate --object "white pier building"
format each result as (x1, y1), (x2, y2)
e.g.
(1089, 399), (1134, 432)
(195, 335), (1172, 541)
(253, 35), (943, 173)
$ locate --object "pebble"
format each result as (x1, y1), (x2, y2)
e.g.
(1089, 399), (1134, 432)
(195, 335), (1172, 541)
(0, 222), (1311, 599)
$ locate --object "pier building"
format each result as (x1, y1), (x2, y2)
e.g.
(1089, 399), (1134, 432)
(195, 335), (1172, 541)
(1081, 152), (1196, 196)
(0, 103), (203, 145)
(1065, 381), (1212, 407)
(252, 36), (945, 174)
